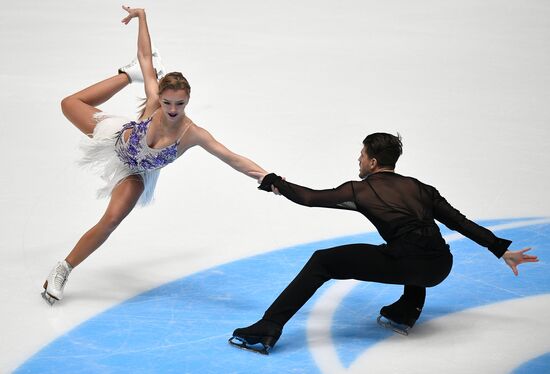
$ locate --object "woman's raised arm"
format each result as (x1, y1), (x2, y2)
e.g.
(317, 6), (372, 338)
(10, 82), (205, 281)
(121, 6), (159, 114)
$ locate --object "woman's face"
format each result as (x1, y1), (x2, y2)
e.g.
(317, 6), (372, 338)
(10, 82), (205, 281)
(159, 89), (189, 122)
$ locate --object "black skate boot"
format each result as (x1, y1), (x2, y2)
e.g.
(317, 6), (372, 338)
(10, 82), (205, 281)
(229, 319), (282, 355)
(377, 295), (422, 336)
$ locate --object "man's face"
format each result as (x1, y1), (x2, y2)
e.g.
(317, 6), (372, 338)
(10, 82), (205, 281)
(358, 146), (374, 179)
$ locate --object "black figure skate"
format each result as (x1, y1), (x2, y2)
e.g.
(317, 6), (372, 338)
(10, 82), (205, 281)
(229, 319), (282, 355)
(377, 295), (422, 336)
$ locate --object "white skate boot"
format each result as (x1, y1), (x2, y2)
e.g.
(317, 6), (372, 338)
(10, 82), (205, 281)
(42, 260), (72, 305)
(118, 48), (166, 83)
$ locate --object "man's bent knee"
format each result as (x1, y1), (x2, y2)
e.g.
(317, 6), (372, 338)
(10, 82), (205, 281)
(307, 249), (331, 268)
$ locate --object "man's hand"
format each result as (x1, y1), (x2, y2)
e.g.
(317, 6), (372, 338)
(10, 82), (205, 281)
(502, 248), (538, 276)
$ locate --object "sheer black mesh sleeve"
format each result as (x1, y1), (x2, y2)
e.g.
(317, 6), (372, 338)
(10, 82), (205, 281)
(273, 179), (358, 211)
(428, 185), (511, 258)
(269, 172), (511, 258)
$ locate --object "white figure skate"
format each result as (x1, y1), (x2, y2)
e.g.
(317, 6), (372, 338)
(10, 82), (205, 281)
(118, 48), (166, 83)
(42, 261), (72, 305)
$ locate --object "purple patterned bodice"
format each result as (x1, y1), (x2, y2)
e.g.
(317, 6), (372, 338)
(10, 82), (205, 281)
(114, 117), (179, 173)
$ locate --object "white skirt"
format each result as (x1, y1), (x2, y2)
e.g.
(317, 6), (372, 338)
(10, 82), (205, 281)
(78, 112), (160, 206)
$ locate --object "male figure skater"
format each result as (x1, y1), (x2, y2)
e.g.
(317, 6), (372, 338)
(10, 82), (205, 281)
(229, 132), (537, 354)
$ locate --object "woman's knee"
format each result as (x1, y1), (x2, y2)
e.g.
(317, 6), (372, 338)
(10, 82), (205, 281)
(60, 95), (98, 135)
(60, 95), (76, 116)
(61, 94), (88, 116)
(100, 177), (143, 231)
(99, 212), (125, 233)
(60, 96), (81, 123)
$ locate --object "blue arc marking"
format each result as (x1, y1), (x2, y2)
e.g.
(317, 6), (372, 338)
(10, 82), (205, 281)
(513, 353), (550, 374)
(16, 218), (550, 373)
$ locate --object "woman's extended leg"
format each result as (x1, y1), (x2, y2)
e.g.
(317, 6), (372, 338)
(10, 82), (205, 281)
(61, 73), (130, 135)
(42, 176), (143, 304)
(65, 175), (144, 267)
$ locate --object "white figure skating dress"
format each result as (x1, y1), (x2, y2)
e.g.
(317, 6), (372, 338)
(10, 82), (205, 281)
(79, 112), (183, 205)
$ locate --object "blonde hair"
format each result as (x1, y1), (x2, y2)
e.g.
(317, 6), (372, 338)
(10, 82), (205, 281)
(159, 72), (191, 96)
(138, 72), (191, 118)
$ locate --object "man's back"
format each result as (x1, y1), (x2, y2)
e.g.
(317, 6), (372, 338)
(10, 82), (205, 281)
(353, 172), (440, 243)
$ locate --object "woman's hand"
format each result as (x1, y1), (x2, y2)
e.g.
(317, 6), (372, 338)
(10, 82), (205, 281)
(502, 248), (538, 276)
(121, 5), (145, 25)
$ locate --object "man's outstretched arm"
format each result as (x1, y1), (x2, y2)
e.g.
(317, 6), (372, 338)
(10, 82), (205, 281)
(259, 173), (358, 211)
(428, 185), (539, 274)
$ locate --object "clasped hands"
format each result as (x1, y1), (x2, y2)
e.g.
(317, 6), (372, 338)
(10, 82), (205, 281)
(258, 173), (283, 195)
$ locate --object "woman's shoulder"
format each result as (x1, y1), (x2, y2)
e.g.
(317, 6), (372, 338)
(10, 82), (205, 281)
(186, 120), (209, 139)
(177, 118), (208, 147)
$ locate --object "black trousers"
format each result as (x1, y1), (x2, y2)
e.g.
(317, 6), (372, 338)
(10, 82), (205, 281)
(263, 243), (453, 326)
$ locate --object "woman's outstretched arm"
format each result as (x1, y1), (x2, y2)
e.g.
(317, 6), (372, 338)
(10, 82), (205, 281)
(194, 126), (268, 181)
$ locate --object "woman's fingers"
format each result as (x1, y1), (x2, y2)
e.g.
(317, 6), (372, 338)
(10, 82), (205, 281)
(121, 5), (139, 24)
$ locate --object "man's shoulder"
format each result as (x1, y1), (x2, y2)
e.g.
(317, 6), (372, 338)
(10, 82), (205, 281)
(389, 173), (440, 195)
(393, 173), (433, 186)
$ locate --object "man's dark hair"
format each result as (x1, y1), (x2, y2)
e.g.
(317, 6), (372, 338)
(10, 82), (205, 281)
(363, 132), (403, 168)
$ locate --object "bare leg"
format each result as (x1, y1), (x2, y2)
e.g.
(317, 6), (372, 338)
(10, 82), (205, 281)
(65, 176), (144, 268)
(61, 74), (130, 136)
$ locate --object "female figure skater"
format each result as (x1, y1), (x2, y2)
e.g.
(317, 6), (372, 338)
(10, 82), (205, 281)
(230, 132), (537, 354)
(42, 6), (269, 305)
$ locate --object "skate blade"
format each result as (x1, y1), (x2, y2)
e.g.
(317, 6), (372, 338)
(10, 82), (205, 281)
(41, 290), (58, 306)
(377, 315), (410, 336)
(228, 336), (270, 355)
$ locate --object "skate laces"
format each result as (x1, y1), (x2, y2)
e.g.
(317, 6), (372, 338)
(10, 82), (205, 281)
(53, 263), (69, 289)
